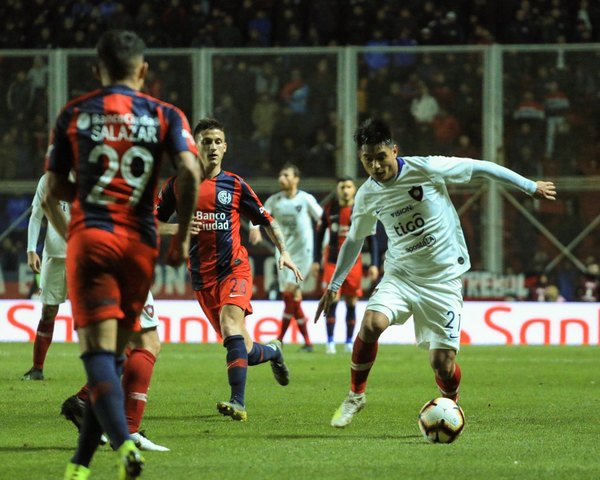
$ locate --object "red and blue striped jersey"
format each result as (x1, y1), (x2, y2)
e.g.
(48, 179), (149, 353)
(156, 170), (273, 290)
(45, 84), (198, 248)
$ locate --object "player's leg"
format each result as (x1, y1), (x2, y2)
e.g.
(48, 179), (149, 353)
(279, 285), (295, 342)
(124, 326), (169, 451)
(217, 304), (250, 421)
(292, 284), (313, 352)
(413, 277), (463, 402)
(325, 300), (338, 353)
(331, 309), (390, 427)
(343, 294), (358, 352)
(22, 257), (66, 380)
(21, 303), (58, 380)
(332, 271), (411, 428)
(430, 348), (461, 402)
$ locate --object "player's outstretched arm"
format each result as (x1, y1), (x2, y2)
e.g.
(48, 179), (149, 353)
(166, 152), (200, 266)
(532, 181), (557, 200)
(263, 220), (303, 282)
(315, 289), (338, 323)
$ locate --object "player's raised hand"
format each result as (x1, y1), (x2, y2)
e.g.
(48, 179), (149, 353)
(279, 251), (303, 282)
(533, 181), (556, 200)
(166, 232), (189, 267)
(314, 289), (337, 323)
(189, 218), (201, 235)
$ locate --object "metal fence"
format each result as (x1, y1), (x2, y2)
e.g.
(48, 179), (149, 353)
(0, 44), (598, 289)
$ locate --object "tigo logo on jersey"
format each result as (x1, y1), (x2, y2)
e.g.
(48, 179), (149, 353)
(218, 191), (232, 205)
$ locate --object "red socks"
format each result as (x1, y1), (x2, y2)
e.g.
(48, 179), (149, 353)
(32, 320), (54, 369)
(435, 362), (462, 401)
(350, 336), (378, 394)
(121, 349), (157, 433)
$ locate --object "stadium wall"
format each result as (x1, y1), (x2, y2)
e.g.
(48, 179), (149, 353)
(1, 300), (599, 346)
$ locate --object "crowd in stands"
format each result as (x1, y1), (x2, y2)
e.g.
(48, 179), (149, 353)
(0, 0), (599, 301)
(1, 0), (599, 49)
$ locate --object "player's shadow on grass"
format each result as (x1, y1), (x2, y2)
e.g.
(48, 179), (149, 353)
(0, 446), (74, 452)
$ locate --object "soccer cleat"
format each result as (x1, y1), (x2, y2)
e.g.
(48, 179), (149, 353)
(131, 431), (170, 452)
(60, 395), (108, 445)
(64, 462), (91, 480)
(331, 391), (366, 428)
(118, 439), (145, 480)
(21, 367), (44, 380)
(216, 400), (248, 422)
(267, 339), (289, 386)
(326, 342), (337, 354)
(344, 343), (353, 353)
(298, 344), (314, 353)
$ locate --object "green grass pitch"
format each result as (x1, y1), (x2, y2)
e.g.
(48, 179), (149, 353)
(1, 342), (599, 479)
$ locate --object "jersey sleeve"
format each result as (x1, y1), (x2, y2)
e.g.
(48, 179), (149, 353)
(162, 105), (198, 160)
(155, 176), (178, 222)
(410, 155), (474, 185)
(45, 108), (75, 176)
(313, 203), (329, 262)
(347, 188), (377, 241)
(27, 176), (45, 252)
(306, 193), (324, 222)
(239, 179), (273, 227)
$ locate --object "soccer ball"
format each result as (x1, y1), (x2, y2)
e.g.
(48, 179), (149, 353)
(418, 397), (465, 444)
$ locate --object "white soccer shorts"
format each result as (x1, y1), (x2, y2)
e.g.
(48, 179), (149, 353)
(140, 290), (159, 329)
(39, 257), (67, 305)
(276, 248), (313, 291)
(366, 271), (463, 351)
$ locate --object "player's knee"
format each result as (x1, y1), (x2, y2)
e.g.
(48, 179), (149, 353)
(41, 304), (59, 323)
(360, 311), (388, 339)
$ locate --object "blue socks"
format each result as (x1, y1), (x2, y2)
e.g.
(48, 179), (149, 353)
(248, 342), (280, 366)
(79, 350), (130, 450)
(224, 335), (248, 406)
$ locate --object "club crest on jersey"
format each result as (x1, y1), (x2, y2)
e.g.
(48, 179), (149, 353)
(409, 186), (423, 201)
(295, 205), (302, 212)
(218, 190), (232, 205)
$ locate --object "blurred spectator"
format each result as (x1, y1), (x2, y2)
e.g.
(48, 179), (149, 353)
(0, 131), (18, 180)
(410, 81), (439, 125)
(280, 68), (310, 114)
(431, 109), (461, 154)
(6, 71), (33, 126)
(364, 29), (391, 74)
(544, 80), (570, 159)
(251, 92), (279, 164)
(454, 134), (480, 158)
(247, 10), (272, 47)
(307, 57), (336, 118)
(27, 56), (48, 108)
(306, 128), (336, 177)
(345, 4), (369, 45)
(253, 61), (280, 98)
(513, 91), (545, 132)
(215, 14), (243, 47)
(577, 262), (599, 301)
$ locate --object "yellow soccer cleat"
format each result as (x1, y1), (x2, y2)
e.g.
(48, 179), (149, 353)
(117, 439), (145, 480)
(64, 462), (91, 480)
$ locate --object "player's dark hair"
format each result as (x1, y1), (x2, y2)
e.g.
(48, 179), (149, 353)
(96, 30), (145, 81)
(354, 118), (393, 148)
(281, 162), (301, 178)
(337, 175), (355, 184)
(193, 118), (225, 138)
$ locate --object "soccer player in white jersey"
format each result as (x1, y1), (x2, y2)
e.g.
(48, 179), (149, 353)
(22, 173), (69, 380)
(315, 118), (556, 428)
(250, 163), (323, 351)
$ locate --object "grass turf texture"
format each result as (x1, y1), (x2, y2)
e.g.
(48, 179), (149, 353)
(1, 343), (599, 480)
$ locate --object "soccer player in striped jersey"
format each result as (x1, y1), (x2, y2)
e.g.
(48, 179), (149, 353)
(156, 118), (302, 422)
(249, 164), (323, 352)
(21, 173), (69, 381)
(45, 30), (200, 479)
(312, 177), (380, 354)
(315, 118), (556, 428)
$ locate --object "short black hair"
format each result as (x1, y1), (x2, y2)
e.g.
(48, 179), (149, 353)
(280, 162), (301, 178)
(193, 118), (225, 138)
(96, 30), (145, 81)
(354, 118), (393, 148)
(337, 175), (355, 184)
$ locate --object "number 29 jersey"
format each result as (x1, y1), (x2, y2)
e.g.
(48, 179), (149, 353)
(45, 84), (198, 248)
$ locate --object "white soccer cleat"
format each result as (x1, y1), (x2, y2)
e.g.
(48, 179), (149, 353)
(344, 343), (353, 353)
(326, 342), (336, 354)
(130, 431), (170, 452)
(330, 391), (366, 428)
